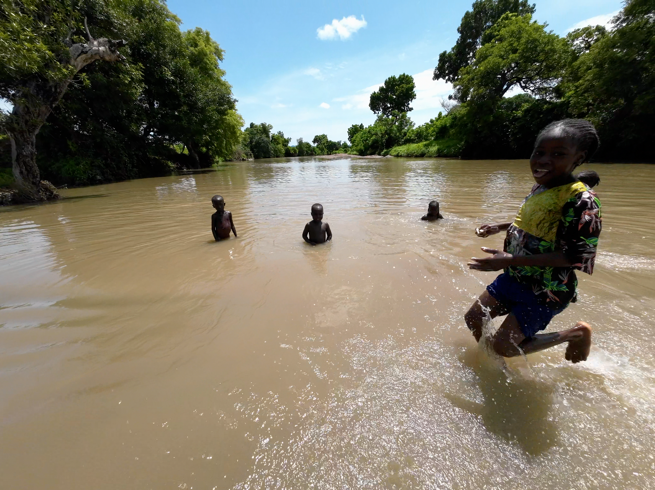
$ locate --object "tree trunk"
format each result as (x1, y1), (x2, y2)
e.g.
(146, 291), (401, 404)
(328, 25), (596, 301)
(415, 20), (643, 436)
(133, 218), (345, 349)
(4, 34), (126, 203)
(187, 141), (201, 169)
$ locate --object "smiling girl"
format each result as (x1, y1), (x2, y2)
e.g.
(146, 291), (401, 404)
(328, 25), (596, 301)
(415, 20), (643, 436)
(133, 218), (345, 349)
(465, 119), (602, 363)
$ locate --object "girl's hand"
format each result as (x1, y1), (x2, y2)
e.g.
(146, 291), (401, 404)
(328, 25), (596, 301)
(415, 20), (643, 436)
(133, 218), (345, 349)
(468, 247), (514, 271)
(475, 224), (500, 237)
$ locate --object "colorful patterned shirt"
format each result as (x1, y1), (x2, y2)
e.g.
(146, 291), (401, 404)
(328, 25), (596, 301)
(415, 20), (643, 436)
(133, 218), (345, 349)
(504, 181), (602, 308)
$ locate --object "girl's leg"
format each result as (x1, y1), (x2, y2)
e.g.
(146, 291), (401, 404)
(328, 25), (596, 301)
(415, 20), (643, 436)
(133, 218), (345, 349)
(464, 291), (508, 342)
(491, 316), (592, 363)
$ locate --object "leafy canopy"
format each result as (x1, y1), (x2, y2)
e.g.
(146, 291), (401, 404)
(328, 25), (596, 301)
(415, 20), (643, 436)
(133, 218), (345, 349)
(433, 0), (535, 85)
(369, 74), (416, 117)
(454, 13), (569, 103)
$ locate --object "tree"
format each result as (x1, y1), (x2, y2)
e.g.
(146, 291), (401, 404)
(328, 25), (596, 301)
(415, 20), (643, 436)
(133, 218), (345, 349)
(369, 74), (416, 117)
(0, 0), (126, 200)
(347, 123), (364, 144)
(243, 122), (274, 159)
(433, 0), (535, 85)
(563, 0), (655, 160)
(454, 13), (569, 103)
(295, 138), (315, 157)
(271, 131), (291, 157)
(351, 111), (415, 155)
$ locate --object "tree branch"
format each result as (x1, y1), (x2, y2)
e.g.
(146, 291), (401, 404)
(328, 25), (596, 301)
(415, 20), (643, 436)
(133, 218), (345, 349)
(69, 38), (127, 72)
(84, 17), (94, 41)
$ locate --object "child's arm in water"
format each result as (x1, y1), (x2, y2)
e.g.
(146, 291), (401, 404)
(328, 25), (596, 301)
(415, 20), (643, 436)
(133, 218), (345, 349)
(229, 212), (237, 238)
(468, 247), (574, 271)
(475, 222), (511, 237)
(325, 223), (332, 242)
(302, 223), (315, 245)
(211, 213), (221, 241)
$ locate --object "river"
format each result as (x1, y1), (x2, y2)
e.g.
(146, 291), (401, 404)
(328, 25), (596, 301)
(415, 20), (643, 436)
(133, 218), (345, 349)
(1, 157), (654, 489)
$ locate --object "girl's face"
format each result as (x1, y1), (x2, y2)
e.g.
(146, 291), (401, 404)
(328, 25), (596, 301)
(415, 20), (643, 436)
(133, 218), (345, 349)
(530, 132), (586, 188)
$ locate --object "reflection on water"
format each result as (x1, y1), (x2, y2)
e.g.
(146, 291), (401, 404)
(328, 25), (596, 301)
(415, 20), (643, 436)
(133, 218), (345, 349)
(0, 158), (654, 489)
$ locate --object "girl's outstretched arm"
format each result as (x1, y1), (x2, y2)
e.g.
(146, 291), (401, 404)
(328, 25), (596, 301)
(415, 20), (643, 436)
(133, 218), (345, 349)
(468, 248), (573, 271)
(476, 222), (511, 237)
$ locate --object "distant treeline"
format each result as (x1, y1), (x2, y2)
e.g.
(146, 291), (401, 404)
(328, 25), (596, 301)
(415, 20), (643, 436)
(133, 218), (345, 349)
(2, 0), (653, 195)
(246, 0), (654, 163)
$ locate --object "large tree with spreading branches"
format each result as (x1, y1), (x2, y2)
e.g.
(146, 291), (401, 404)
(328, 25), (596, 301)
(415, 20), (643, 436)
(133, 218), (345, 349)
(0, 0), (126, 201)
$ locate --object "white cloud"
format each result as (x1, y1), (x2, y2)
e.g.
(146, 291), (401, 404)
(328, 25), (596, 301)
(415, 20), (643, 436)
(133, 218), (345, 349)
(412, 69), (453, 111)
(319, 102), (330, 109)
(334, 82), (381, 110)
(304, 67), (324, 80)
(271, 103), (288, 109)
(566, 10), (619, 33)
(317, 15), (367, 41)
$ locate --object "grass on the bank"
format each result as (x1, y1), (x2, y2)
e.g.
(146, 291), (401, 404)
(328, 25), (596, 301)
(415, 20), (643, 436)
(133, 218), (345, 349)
(388, 138), (462, 158)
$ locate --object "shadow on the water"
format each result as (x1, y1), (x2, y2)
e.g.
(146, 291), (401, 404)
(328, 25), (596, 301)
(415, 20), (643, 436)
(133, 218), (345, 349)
(446, 346), (558, 456)
(0, 193), (110, 213)
(59, 194), (110, 202)
(180, 166), (237, 175)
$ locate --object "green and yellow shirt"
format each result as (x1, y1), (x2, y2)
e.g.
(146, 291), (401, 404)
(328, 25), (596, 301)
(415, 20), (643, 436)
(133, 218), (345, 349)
(504, 181), (602, 307)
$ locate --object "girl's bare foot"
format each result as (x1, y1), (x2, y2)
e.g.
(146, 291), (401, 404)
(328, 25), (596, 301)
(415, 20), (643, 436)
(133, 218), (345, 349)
(565, 322), (592, 363)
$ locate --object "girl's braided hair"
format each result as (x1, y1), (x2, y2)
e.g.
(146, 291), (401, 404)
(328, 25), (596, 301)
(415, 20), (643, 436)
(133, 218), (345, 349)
(536, 119), (600, 163)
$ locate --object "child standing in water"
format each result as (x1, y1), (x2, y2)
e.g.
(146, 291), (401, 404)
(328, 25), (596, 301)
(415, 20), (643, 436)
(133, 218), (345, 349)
(303, 203), (332, 245)
(421, 200), (444, 221)
(466, 119), (602, 363)
(211, 195), (237, 241)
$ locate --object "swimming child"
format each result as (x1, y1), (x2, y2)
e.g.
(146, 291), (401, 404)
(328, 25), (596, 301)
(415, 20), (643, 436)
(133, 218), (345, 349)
(466, 119), (602, 363)
(302, 203), (332, 245)
(211, 195), (237, 241)
(576, 170), (600, 188)
(421, 200), (444, 221)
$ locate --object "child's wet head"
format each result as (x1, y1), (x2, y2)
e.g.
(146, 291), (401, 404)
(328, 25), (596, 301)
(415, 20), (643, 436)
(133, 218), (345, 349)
(428, 200), (440, 215)
(212, 195), (225, 211)
(311, 203), (324, 222)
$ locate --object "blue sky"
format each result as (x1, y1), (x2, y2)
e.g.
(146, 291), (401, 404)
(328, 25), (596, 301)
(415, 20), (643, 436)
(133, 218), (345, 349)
(2, 0), (624, 143)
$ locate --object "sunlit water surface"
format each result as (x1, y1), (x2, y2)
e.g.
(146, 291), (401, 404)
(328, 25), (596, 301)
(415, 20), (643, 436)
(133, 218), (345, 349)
(1, 157), (654, 489)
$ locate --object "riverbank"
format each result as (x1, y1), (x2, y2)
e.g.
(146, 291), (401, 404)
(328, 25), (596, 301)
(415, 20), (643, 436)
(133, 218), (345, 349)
(314, 153), (388, 160)
(388, 137), (462, 158)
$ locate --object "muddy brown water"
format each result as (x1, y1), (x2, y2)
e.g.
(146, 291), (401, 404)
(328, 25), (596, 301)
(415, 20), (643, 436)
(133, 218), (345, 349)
(0, 157), (654, 489)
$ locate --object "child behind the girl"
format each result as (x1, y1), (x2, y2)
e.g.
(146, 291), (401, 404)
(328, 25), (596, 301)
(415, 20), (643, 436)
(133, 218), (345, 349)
(465, 119), (602, 363)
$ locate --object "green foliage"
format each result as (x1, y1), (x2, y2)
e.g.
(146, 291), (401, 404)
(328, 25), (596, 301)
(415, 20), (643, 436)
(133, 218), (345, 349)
(433, 0), (535, 85)
(351, 112), (415, 156)
(347, 123), (364, 144)
(243, 122), (274, 159)
(562, 0), (655, 160)
(4, 0), (243, 186)
(311, 134), (342, 155)
(295, 138), (315, 157)
(404, 113), (451, 144)
(369, 74), (416, 117)
(0, 168), (13, 187)
(454, 13), (569, 103)
(242, 124), (297, 159)
(389, 138), (463, 158)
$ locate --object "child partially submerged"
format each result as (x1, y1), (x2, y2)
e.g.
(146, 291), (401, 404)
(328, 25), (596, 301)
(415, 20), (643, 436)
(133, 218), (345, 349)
(211, 195), (237, 241)
(466, 119), (602, 363)
(421, 200), (444, 221)
(302, 203), (332, 245)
